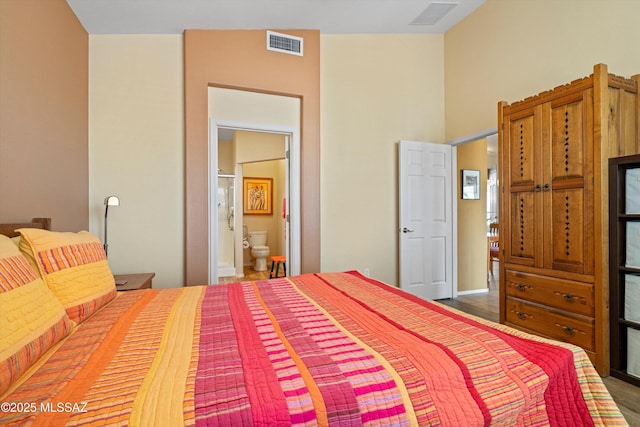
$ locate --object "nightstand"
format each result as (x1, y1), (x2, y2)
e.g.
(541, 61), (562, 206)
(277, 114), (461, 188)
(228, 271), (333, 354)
(114, 273), (155, 291)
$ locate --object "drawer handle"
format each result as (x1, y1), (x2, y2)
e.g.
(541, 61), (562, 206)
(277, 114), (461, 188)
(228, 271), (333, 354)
(555, 323), (585, 336)
(517, 311), (527, 320)
(554, 291), (586, 304)
(517, 283), (526, 291)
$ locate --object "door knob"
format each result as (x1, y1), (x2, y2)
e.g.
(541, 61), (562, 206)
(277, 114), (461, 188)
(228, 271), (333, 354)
(402, 227), (415, 233)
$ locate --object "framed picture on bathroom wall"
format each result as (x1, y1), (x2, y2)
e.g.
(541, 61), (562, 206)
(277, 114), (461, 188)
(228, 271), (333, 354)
(243, 177), (273, 215)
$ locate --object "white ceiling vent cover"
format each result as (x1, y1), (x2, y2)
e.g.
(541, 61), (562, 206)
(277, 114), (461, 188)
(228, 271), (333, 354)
(410, 2), (458, 26)
(267, 31), (303, 56)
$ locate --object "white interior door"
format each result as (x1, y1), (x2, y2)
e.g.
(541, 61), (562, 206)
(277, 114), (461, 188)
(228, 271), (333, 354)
(399, 140), (453, 300)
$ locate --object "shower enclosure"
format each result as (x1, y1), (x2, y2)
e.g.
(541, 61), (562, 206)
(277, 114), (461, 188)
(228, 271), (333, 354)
(217, 174), (236, 277)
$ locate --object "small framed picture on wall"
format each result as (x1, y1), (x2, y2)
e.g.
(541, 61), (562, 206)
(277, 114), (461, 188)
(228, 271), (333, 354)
(461, 169), (480, 200)
(243, 177), (273, 215)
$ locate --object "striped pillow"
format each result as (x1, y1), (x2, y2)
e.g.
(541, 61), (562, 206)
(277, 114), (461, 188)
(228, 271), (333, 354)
(18, 228), (117, 323)
(0, 235), (73, 395)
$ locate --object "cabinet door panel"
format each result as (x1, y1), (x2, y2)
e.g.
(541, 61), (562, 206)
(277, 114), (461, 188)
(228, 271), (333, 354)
(508, 192), (537, 266)
(548, 189), (585, 272)
(542, 91), (594, 274)
(507, 112), (537, 188)
(549, 98), (586, 181)
(503, 107), (542, 267)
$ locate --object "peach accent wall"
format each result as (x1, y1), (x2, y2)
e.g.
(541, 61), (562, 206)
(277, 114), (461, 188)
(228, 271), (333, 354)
(0, 0), (88, 231)
(184, 30), (320, 286)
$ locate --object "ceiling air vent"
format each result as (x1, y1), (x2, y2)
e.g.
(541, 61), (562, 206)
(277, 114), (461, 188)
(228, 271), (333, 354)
(410, 2), (458, 26)
(267, 31), (303, 56)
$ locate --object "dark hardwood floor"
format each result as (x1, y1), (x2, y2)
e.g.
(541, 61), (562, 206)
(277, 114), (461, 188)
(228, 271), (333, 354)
(439, 269), (640, 426)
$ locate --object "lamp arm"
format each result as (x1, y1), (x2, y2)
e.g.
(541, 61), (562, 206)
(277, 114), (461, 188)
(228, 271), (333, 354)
(104, 204), (109, 257)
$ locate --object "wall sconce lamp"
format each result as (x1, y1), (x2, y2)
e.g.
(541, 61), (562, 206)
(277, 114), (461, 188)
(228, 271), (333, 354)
(104, 195), (120, 257)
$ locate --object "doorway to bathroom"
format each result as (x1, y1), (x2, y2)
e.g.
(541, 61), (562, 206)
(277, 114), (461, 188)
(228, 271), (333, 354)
(209, 121), (300, 284)
(208, 87), (301, 284)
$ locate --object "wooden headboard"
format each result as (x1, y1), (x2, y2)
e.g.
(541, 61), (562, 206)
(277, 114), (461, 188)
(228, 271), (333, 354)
(0, 218), (51, 238)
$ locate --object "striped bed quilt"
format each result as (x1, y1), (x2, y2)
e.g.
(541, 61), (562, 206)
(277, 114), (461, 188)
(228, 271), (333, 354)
(0, 271), (627, 426)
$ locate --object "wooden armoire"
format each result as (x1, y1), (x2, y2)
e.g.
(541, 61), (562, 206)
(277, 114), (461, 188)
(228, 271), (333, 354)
(498, 64), (640, 375)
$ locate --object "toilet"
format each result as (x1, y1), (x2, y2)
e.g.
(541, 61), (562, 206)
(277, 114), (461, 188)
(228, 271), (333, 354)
(247, 231), (270, 271)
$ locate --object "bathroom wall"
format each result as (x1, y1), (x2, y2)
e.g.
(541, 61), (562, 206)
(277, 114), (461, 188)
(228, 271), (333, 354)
(242, 160), (286, 266)
(235, 131), (286, 267)
(218, 139), (234, 174)
(235, 131), (286, 164)
(216, 130), (287, 272)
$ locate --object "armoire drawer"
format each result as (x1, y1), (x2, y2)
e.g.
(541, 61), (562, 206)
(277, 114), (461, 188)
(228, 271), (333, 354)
(505, 270), (594, 317)
(505, 297), (595, 351)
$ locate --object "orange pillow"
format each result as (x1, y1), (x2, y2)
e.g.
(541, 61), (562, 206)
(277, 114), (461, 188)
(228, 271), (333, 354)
(18, 228), (117, 323)
(0, 235), (73, 395)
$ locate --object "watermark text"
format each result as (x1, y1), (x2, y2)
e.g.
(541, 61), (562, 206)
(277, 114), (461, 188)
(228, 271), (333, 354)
(1, 401), (88, 413)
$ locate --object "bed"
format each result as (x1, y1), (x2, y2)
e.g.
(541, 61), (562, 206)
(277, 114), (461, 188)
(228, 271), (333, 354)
(0, 219), (629, 426)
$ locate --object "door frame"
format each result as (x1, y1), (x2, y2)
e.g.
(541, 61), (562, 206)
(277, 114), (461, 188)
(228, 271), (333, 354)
(209, 118), (301, 283)
(451, 145), (458, 298)
(446, 127), (498, 296)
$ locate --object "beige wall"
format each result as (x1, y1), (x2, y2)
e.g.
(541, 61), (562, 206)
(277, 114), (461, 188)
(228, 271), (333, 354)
(456, 139), (489, 292)
(88, 35), (184, 289)
(320, 34), (445, 286)
(0, 0), (88, 231)
(445, 0), (640, 140)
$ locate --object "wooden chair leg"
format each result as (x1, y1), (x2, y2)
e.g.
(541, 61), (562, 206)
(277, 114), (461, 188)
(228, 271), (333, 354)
(270, 260), (276, 278)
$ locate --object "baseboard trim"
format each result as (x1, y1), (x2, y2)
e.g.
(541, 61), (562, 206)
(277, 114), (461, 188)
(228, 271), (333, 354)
(457, 288), (489, 296)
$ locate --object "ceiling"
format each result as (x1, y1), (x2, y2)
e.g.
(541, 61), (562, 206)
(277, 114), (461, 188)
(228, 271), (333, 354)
(66, 0), (485, 35)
